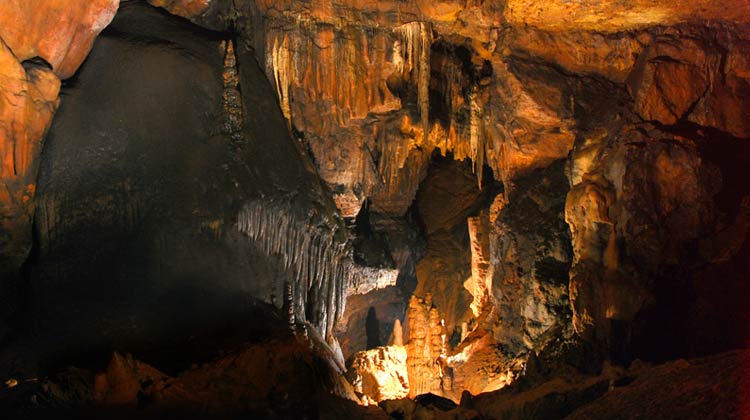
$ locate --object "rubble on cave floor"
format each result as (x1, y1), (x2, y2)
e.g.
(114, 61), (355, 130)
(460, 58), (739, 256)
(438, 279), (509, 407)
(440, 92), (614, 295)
(1, 345), (747, 419)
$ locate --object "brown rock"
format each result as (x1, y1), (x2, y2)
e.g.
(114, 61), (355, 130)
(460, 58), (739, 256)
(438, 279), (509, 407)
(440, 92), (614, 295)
(1, 0), (117, 283)
(629, 36), (712, 126)
(93, 335), (359, 416)
(0, 39), (60, 277)
(94, 352), (168, 407)
(504, 0), (750, 32)
(405, 294), (449, 399)
(0, 0), (119, 79)
(466, 213), (491, 318)
(346, 345), (410, 404)
(567, 350), (750, 419)
(337, 286), (408, 358)
(148, 0), (211, 18)
(565, 122), (723, 351)
(507, 27), (645, 83)
(487, 160), (573, 356)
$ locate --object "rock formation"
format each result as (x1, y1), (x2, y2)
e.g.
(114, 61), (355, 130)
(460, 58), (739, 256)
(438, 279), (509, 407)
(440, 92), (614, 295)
(0, 0), (118, 317)
(346, 345), (409, 405)
(1, 2), (351, 374)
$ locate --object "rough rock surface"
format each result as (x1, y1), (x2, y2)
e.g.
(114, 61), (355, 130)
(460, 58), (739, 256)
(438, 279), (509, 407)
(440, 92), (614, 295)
(0, 0), (119, 79)
(140, 0), (750, 402)
(0, 330), (379, 419)
(346, 345), (409, 405)
(404, 294), (450, 399)
(337, 286), (408, 358)
(147, 0), (750, 365)
(2, 348), (746, 419)
(567, 350), (750, 419)
(93, 333), (359, 417)
(492, 159), (573, 354)
(0, 0), (117, 316)
(1, 3), (349, 376)
(0, 41), (59, 287)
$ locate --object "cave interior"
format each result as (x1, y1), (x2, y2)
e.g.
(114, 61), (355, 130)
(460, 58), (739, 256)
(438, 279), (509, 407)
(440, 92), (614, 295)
(0, 0), (749, 419)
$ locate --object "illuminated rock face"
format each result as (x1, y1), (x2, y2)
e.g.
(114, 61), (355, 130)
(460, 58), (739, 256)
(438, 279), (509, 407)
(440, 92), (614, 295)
(346, 345), (409, 404)
(0, 0), (117, 315)
(0, 41), (59, 284)
(492, 160), (573, 354)
(404, 294), (449, 398)
(198, 0), (749, 364)
(0, 0), (119, 79)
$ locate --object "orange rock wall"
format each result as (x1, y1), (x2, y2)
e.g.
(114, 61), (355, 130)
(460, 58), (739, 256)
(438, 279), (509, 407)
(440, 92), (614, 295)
(0, 0), (118, 281)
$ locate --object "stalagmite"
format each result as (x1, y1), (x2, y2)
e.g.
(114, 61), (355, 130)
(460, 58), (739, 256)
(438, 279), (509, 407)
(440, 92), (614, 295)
(405, 294), (447, 398)
(467, 215), (491, 318)
(391, 319), (403, 347)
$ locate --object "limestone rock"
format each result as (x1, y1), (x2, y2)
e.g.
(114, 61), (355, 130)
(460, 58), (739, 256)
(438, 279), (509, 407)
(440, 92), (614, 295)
(346, 345), (409, 404)
(148, 0), (211, 18)
(491, 160), (573, 354)
(336, 286), (408, 358)
(0, 0), (116, 309)
(564, 119), (746, 359)
(628, 30), (750, 138)
(0, 40), (60, 281)
(380, 393), (481, 420)
(567, 350), (750, 419)
(0, 0), (119, 79)
(0, 3), (350, 374)
(405, 295), (450, 399)
(91, 334), (360, 417)
(504, 0), (750, 32)
(94, 352), (168, 407)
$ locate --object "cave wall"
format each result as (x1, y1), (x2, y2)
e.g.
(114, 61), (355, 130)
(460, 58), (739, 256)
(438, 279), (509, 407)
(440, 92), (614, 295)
(0, 0), (118, 317)
(0, 2), (351, 375)
(148, 0), (750, 363)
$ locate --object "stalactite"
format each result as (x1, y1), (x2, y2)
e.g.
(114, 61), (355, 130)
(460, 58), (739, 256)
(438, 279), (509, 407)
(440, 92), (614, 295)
(221, 40), (243, 142)
(237, 200), (387, 340)
(270, 34), (293, 122)
(396, 22), (432, 142)
(392, 39), (404, 74)
(469, 86), (485, 187)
